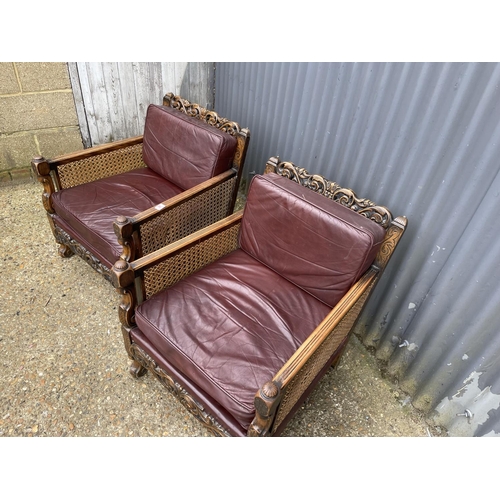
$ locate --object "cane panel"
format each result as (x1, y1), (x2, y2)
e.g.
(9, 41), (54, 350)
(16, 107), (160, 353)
(271, 280), (376, 433)
(143, 222), (241, 299)
(139, 176), (237, 257)
(57, 143), (145, 189)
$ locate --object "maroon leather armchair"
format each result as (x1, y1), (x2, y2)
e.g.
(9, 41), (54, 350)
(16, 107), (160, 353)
(112, 157), (408, 436)
(32, 93), (250, 283)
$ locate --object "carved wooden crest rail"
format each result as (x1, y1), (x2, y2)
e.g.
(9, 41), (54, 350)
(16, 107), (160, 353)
(265, 158), (393, 229)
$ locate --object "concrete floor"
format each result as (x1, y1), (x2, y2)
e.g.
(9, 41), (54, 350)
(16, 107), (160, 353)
(0, 180), (445, 438)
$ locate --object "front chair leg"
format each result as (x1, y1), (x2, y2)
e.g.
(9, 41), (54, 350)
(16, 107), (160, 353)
(129, 360), (147, 378)
(58, 243), (74, 258)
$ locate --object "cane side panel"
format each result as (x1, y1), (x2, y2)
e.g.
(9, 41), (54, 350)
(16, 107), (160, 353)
(57, 143), (145, 189)
(271, 280), (376, 433)
(143, 222), (241, 299)
(139, 176), (237, 257)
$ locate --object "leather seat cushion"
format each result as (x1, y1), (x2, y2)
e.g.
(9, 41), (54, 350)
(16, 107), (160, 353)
(134, 249), (331, 430)
(239, 174), (386, 308)
(142, 104), (238, 191)
(51, 167), (183, 267)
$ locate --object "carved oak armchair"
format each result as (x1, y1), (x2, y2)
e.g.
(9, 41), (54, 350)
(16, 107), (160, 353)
(112, 157), (407, 436)
(31, 93), (250, 283)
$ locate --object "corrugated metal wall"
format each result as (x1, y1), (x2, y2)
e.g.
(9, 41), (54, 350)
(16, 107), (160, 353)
(215, 62), (500, 436)
(69, 62), (214, 147)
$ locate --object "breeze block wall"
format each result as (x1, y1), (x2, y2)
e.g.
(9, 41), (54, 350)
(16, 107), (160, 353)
(0, 62), (83, 183)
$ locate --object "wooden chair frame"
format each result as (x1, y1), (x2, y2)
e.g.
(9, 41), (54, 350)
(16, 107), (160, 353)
(111, 157), (408, 436)
(31, 93), (250, 283)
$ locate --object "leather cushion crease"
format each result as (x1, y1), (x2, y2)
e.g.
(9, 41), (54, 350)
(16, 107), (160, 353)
(51, 168), (183, 267)
(133, 174), (386, 431)
(135, 249), (331, 429)
(142, 105), (238, 191)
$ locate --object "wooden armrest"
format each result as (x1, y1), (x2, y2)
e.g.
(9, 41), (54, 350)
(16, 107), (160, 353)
(275, 268), (378, 388)
(126, 169), (236, 226)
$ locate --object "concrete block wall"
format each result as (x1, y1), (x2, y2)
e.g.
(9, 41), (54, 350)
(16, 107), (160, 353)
(0, 62), (83, 183)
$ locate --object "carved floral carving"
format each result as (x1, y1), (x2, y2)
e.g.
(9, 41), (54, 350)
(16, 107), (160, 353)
(53, 225), (113, 282)
(130, 344), (232, 437)
(274, 161), (393, 228)
(375, 216), (407, 268)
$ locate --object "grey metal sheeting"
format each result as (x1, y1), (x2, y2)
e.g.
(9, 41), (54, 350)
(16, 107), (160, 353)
(215, 62), (500, 436)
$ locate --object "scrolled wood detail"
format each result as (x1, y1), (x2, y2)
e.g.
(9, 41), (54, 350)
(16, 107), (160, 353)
(374, 216), (408, 269)
(273, 161), (393, 229)
(116, 287), (135, 329)
(52, 225), (113, 282)
(129, 344), (232, 437)
(32, 157), (56, 214)
(163, 93), (241, 136)
(40, 176), (56, 214)
(233, 132), (248, 168)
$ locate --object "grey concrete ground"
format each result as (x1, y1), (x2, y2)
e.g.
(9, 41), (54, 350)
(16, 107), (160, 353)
(0, 180), (445, 437)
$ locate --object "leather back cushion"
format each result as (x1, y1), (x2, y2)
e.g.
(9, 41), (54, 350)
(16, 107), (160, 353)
(239, 173), (387, 308)
(142, 104), (238, 191)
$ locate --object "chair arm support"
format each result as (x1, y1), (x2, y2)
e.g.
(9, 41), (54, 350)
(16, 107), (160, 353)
(275, 268), (378, 387)
(31, 157), (56, 213)
(249, 381), (282, 437)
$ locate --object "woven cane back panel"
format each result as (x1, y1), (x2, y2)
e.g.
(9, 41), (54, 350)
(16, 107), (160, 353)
(57, 143), (145, 189)
(139, 176), (237, 256)
(272, 281), (376, 433)
(143, 222), (241, 299)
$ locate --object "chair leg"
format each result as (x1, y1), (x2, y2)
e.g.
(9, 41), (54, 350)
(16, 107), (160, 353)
(129, 360), (148, 379)
(58, 243), (74, 258)
(331, 336), (350, 370)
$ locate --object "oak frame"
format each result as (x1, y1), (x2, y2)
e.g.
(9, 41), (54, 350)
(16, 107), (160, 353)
(111, 156), (408, 436)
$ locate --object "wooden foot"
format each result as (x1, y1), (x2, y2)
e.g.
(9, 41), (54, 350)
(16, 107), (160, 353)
(58, 243), (74, 258)
(129, 360), (147, 379)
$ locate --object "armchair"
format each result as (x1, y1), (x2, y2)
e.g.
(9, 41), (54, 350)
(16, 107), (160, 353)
(31, 93), (250, 283)
(112, 157), (408, 436)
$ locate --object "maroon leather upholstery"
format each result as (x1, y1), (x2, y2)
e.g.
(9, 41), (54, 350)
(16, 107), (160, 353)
(134, 249), (331, 429)
(240, 173), (386, 308)
(51, 168), (183, 267)
(142, 105), (238, 191)
(133, 174), (386, 431)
